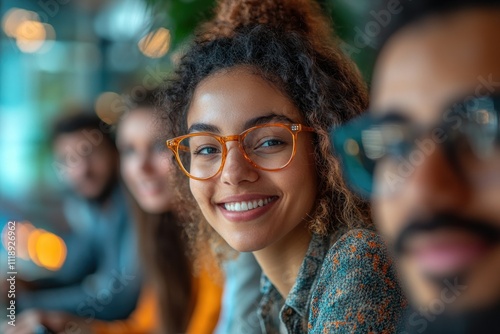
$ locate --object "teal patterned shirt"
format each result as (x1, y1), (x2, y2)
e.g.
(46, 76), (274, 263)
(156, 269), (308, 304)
(257, 229), (407, 333)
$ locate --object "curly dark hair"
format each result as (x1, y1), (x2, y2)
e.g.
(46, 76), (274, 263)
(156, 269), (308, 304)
(198, 0), (337, 46)
(158, 2), (371, 262)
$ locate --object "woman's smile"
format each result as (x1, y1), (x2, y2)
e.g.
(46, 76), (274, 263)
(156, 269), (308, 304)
(222, 196), (278, 212)
(216, 194), (280, 222)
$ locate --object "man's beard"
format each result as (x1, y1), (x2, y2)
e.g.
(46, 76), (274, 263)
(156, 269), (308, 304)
(394, 213), (500, 256)
(402, 300), (500, 334)
(393, 212), (500, 284)
(395, 213), (500, 333)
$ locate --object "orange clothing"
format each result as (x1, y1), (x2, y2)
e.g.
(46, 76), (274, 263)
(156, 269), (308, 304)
(91, 287), (156, 334)
(186, 269), (223, 334)
(91, 269), (223, 334)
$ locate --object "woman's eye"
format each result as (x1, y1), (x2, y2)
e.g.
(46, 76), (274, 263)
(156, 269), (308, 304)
(261, 139), (284, 147)
(249, 136), (288, 154)
(119, 145), (136, 156)
(193, 146), (220, 155)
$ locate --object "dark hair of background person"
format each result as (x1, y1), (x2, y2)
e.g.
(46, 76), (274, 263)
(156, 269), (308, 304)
(132, 206), (193, 333)
(159, 0), (372, 263)
(374, 0), (500, 53)
(50, 111), (115, 147)
(118, 91), (195, 333)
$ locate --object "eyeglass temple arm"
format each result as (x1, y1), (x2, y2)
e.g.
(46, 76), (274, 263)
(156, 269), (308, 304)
(166, 140), (190, 152)
(294, 124), (315, 133)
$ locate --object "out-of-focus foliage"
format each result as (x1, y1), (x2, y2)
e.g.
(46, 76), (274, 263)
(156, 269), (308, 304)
(144, 0), (215, 48)
(143, 0), (376, 81)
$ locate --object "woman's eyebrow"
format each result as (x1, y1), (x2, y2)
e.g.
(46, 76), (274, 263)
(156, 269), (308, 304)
(244, 114), (296, 128)
(188, 123), (220, 133)
(187, 114), (296, 134)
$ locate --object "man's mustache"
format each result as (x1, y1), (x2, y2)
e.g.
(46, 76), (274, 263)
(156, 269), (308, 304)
(394, 213), (500, 255)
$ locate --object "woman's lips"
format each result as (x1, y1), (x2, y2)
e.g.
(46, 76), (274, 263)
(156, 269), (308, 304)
(218, 195), (279, 222)
(136, 181), (165, 196)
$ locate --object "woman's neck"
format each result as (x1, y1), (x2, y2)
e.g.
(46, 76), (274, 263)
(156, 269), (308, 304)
(253, 222), (312, 298)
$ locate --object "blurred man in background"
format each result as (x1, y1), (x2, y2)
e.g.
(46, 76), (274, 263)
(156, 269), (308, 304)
(333, 0), (500, 332)
(17, 112), (141, 321)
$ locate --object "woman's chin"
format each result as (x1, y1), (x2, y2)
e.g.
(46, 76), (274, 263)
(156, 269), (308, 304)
(225, 236), (268, 253)
(139, 200), (172, 214)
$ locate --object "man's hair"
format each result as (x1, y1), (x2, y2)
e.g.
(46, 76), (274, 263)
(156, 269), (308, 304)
(375, 0), (500, 53)
(125, 88), (158, 111)
(51, 111), (115, 146)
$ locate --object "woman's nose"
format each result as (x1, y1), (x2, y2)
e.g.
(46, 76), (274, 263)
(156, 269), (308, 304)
(219, 143), (259, 185)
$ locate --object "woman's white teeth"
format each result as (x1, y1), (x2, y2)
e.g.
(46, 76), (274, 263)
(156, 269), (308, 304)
(224, 197), (273, 212)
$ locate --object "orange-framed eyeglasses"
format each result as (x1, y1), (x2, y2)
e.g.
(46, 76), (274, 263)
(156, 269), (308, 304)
(166, 123), (315, 181)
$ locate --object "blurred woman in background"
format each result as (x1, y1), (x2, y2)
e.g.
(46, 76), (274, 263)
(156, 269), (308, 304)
(5, 93), (223, 334)
(113, 92), (223, 334)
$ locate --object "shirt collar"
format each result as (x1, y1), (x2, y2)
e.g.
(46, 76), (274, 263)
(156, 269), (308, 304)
(285, 233), (331, 316)
(260, 233), (332, 317)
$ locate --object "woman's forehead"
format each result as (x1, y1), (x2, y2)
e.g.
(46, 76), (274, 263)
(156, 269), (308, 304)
(186, 67), (303, 131)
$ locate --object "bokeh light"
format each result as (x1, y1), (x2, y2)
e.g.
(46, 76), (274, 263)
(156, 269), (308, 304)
(35, 232), (67, 271)
(15, 20), (47, 53)
(27, 228), (67, 271)
(138, 27), (171, 58)
(2, 8), (56, 53)
(2, 221), (36, 260)
(28, 229), (44, 267)
(95, 91), (124, 124)
(2, 8), (40, 38)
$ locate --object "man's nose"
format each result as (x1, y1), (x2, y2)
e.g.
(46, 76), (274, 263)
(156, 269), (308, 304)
(400, 146), (471, 214)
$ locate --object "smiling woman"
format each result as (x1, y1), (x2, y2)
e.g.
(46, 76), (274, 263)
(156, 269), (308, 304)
(114, 92), (223, 334)
(179, 68), (319, 253)
(118, 105), (177, 213)
(159, 0), (407, 333)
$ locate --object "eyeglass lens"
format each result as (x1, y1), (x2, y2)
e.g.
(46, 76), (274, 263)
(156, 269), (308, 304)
(334, 96), (500, 197)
